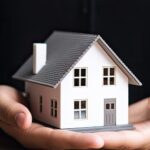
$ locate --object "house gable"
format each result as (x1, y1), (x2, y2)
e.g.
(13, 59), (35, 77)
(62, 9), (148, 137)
(61, 41), (129, 92)
(60, 41), (129, 128)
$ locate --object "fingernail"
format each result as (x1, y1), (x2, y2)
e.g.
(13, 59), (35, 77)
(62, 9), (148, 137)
(15, 113), (26, 128)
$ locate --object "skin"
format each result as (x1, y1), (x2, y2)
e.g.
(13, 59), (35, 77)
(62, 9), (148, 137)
(0, 85), (150, 149)
(96, 98), (150, 150)
(0, 86), (104, 150)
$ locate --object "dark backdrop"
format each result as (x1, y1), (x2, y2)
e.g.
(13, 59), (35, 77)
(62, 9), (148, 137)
(1, 0), (150, 104)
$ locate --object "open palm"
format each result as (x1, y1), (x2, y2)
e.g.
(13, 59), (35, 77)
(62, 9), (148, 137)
(0, 86), (150, 149)
(0, 86), (104, 149)
(96, 98), (150, 149)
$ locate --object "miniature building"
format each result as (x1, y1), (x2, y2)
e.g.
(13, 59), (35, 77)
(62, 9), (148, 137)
(13, 31), (142, 132)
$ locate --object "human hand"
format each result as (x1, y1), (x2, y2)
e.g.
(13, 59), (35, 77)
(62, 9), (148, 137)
(96, 97), (150, 149)
(2, 85), (149, 150)
(0, 86), (104, 150)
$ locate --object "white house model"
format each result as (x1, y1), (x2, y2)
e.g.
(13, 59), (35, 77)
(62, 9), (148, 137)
(13, 31), (142, 132)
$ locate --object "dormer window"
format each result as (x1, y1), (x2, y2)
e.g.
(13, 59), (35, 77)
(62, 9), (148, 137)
(74, 68), (87, 87)
(103, 67), (115, 85)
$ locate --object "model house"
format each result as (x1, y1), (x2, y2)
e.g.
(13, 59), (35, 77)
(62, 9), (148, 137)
(13, 31), (142, 131)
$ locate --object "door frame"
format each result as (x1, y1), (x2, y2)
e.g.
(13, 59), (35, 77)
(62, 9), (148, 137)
(104, 98), (116, 126)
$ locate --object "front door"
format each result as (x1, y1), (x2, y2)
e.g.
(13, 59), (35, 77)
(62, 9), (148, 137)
(104, 98), (116, 126)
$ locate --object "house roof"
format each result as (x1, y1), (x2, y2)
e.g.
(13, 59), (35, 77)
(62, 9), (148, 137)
(13, 31), (142, 88)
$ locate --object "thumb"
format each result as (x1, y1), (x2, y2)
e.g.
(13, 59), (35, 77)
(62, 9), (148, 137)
(0, 86), (32, 129)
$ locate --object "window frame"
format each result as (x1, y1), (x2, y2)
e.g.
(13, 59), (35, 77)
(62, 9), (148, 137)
(103, 66), (116, 86)
(39, 96), (43, 113)
(74, 99), (88, 120)
(50, 99), (58, 118)
(73, 67), (88, 87)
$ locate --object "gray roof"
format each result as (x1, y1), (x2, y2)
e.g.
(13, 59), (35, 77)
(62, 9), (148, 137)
(13, 31), (142, 88)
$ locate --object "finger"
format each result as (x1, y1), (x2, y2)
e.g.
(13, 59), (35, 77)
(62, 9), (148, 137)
(96, 129), (145, 149)
(0, 122), (104, 150)
(0, 86), (32, 129)
(129, 98), (150, 123)
(0, 85), (27, 104)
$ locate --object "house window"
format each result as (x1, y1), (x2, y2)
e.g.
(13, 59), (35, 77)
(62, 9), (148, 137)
(74, 100), (87, 119)
(74, 68), (87, 87)
(103, 67), (115, 85)
(51, 99), (57, 118)
(39, 96), (43, 113)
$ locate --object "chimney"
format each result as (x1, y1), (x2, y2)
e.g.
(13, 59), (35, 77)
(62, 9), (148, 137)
(33, 43), (47, 74)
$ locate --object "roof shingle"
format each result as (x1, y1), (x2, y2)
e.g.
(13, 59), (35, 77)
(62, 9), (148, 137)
(13, 31), (142, 87)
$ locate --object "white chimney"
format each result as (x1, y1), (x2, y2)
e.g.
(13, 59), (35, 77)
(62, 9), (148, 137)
(33, 43), (47, 74)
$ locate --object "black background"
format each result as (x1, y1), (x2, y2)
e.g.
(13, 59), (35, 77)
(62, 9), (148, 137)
(0, 0), (150, 148)
(1, 0), (150, 104)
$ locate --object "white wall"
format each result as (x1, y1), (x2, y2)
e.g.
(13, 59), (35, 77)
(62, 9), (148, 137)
(25, 82), (61, 128)
(60, 42), (129, 128)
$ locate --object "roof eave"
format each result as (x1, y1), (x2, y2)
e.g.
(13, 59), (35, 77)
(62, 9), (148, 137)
(13, 75), (55, 88)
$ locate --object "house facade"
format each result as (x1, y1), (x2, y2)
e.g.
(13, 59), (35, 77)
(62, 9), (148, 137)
(13, 31), (141, 131)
